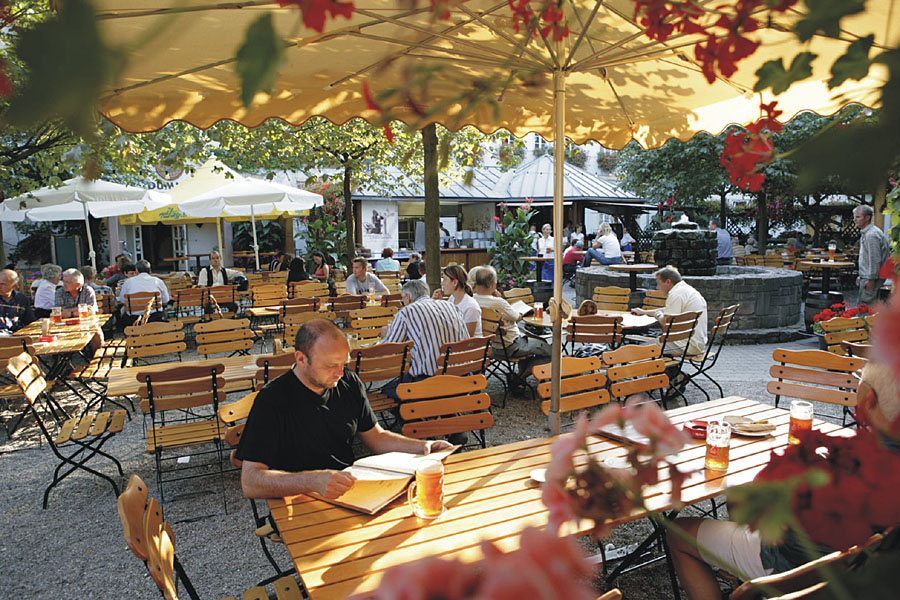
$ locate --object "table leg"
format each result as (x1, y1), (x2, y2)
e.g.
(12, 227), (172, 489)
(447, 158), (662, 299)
(534, 262), (543, 283)
(629, 272), (638, 292)
(821, 270), (831, 295)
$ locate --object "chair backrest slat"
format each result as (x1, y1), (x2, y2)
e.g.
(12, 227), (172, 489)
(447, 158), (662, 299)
(602, 344), (668, 402)
(766, 348), (864, 411)
(534, 356), (609, 416)
(351, 341), (414, 383)
(438, 335), (494, 376)
(396, 374), (493, 443)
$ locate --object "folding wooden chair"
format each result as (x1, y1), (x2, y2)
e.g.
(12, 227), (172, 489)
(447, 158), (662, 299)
(281, 311), (336, 349)
(480, 307), (535, 406)
(0, 338), (45, 436)
(278, 296), (319, 317)
(255, 352), (296, 388)
(170, 287), (206, 331)
(641, 289), (667, 310)
(137, 364), (228, 511)
(437, 335), (494, 376)
(767, 349), (864, 426)
(118, 474), (304, 600)
(206, 284), (238, 318)
(329, 294), (366, 321)
(397, 374), (494, 448)
(8, 352), (126, 508)
(381, 292), (404, 309)
(592, 286), (630, 311)
(125, 321), (187, 366)
(350, 341), (414, 423)
(502, 287), (534, 305)
(681, 304), (739, 402)
(534, 356), (609, 422)
(194, 318), (257, 357)
(348, 305), (397, 345)
(602, 344), (670, 407)
(565, 314), (623, 355)
(288, 280), (330, 300)
(818, 316), (869, 355)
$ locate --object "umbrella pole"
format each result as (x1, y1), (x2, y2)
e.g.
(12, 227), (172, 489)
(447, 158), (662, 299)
(82, 201), (97, 271)
(548, 70), (566, 436)
(251, 204), (261, 271)
(216, 217), (223, 255)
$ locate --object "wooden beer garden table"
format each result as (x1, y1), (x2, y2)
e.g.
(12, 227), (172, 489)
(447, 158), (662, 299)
(519, 256), (553, 282)
(523, 309), (656, 331)
(14, 314), (112, 357)
(607, 263), (659, 292)
(268, 397), (849, 599)
(797, 260), (854, 295)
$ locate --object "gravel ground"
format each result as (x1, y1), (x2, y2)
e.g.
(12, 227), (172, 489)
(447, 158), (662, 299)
(0, 315), (839, 599)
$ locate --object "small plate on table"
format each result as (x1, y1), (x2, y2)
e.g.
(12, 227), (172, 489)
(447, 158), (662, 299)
(529, 468), (547, 484)
(724, 415), (776, 437)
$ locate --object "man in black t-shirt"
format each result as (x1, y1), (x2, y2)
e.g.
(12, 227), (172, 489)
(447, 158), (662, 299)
(237, 319), (453, 500)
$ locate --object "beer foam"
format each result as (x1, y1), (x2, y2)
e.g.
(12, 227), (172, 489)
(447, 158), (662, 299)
(417, 459), (442, 475)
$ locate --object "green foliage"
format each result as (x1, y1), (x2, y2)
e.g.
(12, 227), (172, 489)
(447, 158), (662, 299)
(491, 201), (537, 290)
(304, 181), (347, 265)
(232, 219), (284, 254)
(236, 14), (285, 108)
(497, 139), (525, 170)
(564, 143), (587, 168)
(793, 0), (865, 42)
(533, 144), (551, 158)
(829, 35), (874, 89)
(597, 151), (617, 173)
(754, 53), (815, 95)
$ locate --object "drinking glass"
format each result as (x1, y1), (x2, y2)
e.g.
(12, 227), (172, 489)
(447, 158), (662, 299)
(407, 459), (444, 519)
(534, 302), (544, 319)
(77, 303), (91, 319)
(50, 307), (62, 324)
(704, 421), (731, 471)
(789, 400), (814, 445)
(827, 242), (836, 262)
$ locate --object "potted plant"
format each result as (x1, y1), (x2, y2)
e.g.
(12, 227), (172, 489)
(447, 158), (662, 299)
(811, 302), (873, 348)
(491, 200), (537, 292)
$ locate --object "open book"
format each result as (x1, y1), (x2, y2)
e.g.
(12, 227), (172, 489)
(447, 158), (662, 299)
(310, 445), (460, 515)
(510, 300), (535, 317)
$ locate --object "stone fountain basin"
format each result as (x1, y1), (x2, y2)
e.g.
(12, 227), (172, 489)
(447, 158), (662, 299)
(575, 265), (802, 330)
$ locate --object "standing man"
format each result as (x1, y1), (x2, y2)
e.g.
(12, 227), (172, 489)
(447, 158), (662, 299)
(632, 266), (708, 356)
(55, 268), (98, 317)
(119, 260), (170, 323)
(237, 319), (453, 500)
(709, 217), (733, 266)
(345, 257), (388, 295)
(0, 269), (36, 332)
(198, 251), (241, 287)
(853, 205), (890, 305)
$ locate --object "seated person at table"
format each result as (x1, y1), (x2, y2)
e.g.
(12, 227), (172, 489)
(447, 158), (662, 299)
(631, 265), (708, 356)
(269, 251), (289, 272)
(345, 256), (388, 295)
(562, 240), (584, 277)
(0, 268), (36, 332)
(287, 257), (311, 283)
(119, 260), (170, 324)
(432, 264), (482, 336)
(374, 248), (401, 274)
(105, 259), (132, 292)
(668, 360), (900, 600)
(80, 265), (113, 296)
(33, 263), (62, 318)
(406, 253), (423, 280)
(620, 227), (636, 252)
(55, 268), (98, 318)
(310, 251), (330, 281)
(472, 266), (551, 381)
(198, 251), (241, 287)
(581, 223), (622, 267)
(236, 319), (454, 500)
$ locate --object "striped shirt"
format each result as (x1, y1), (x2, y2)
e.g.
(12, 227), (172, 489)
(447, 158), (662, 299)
(382, 297), (468, 377)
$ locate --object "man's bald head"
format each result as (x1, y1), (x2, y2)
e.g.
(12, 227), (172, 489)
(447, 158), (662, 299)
(0, 269), (19, 299)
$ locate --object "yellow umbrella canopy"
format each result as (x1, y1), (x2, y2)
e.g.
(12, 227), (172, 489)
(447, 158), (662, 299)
(96, 0), (889, 144)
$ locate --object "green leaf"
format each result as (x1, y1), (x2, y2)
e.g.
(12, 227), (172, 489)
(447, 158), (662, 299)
(794, 0), (865, 42)
(754, 53), (816, 95)
(829, 35), (874, 89)
(6, 0), (123, 138)
(235, 14), (284, 108)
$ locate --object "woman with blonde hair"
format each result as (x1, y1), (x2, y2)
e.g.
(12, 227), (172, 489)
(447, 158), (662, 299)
(433, 264), (481, 336)
(582, 222), (622, 267)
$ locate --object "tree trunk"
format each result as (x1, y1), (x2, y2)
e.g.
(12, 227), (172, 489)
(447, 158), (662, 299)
(423, 124), (440, 293)
(756, 193), (768, 250)
(343, 164), (354, 262)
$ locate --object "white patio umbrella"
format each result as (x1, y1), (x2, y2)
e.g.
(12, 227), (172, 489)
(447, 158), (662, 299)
(177, 177), (322, 270)
(0, 177), (171, 270)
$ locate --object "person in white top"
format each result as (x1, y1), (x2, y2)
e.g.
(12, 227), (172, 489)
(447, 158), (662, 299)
(32, 263), (62, 317)
(345, 257), (388, 295)
(432, 264), (482, 336)
(472, 266), (550, 381)
(620, 227), (636, 252)
(119, 260), (171, 320)
(536, 223), (555, 282)
(570, 224), (585, 246)
(632, 265), (708, 356)
(198, 251), (242, 286)
(581, 223), (623, 267)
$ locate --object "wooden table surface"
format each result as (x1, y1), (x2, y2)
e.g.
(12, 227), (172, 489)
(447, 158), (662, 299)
(523, 310), (656, 330)
(269, 396), (847, 599)
(106, 353), (272, 397)
(797, 260), (854, 269)
(608, 263), (658, 272)
(14, 314), (111, 357)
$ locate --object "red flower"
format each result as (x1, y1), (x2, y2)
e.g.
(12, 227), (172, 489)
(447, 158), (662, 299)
(879, 256), (898, 281)
(278, 0), (354, 33)
(361, 81), (381, 113)
(0, 57), (12, 99)
(383, 123), (395, 143)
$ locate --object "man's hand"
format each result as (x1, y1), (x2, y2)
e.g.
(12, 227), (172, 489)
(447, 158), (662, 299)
(631, 307), (650, 316)
(864, 279), (875, 292)
(425, 440), (455, 454)
(432, 289), (443, 300)
(313, 470), (356, 499)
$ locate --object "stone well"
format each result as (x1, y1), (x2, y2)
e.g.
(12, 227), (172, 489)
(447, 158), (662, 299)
(575, 265), (803, 331)
(652, 226), (718, 276)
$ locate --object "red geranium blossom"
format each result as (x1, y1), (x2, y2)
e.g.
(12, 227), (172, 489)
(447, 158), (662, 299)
(277, 0), (354, 33)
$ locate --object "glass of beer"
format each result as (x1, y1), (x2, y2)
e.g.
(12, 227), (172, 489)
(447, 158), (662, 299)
(77, 303), (90, 319)
(827, 242), (836, 262)
(407, 459), (444, 519)
(705, 421), (731, 471)
(50, 307), (62, 324)
(534, 302), (544, 319)
(789, 400), (814, 445)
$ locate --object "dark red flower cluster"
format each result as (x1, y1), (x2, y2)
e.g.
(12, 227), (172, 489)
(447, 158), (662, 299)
(632, 0), (797, 83)
(361, 82), (395, 143)
(277, 0), (354, 33)
(879, 256), (899, 282)
(757, 429), (900, 550)
(429, 0), (456, 21)
(719, 101), (783, 191)
(812, 301), (871, 324)
(0, 58), (12, 99)
(508, 0), (570, 41)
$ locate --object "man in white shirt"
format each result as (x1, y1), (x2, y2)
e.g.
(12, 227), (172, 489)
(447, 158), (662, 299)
(198, 251), (241, 287)
(345, 257), (388, 295)
(119, 260), (170, 322)
(33, 263), (62, 318)
(632, 266), (707, 355)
